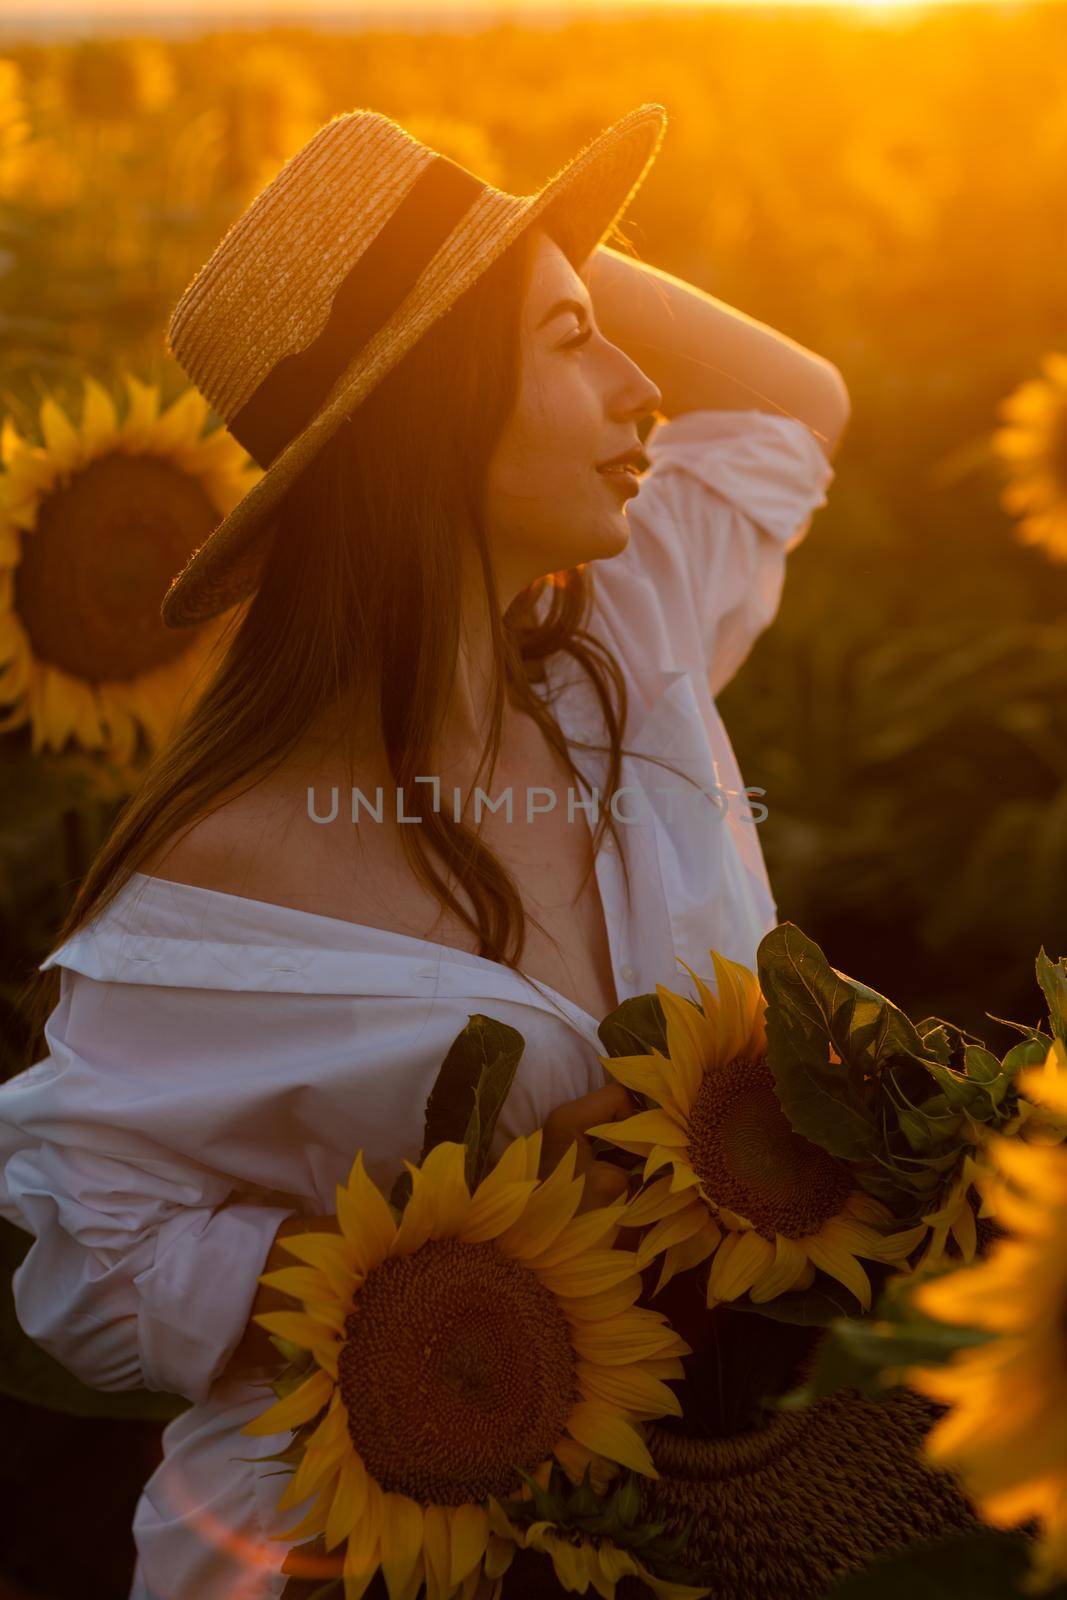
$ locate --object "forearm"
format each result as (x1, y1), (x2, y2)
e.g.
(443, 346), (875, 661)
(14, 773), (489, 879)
(224, 1210), (342, 1380)
(584, 244), (850, 455)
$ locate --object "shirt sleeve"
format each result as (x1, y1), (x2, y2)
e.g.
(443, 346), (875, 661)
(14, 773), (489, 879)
(626, 408), (835, 696)
(0, 969), (297, 1405)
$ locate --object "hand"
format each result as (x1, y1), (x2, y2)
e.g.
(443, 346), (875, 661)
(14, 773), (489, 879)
(540, 1082), (641, 1214)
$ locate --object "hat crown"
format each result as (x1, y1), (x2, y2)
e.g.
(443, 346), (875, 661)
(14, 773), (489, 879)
(166, 109), (488, 427)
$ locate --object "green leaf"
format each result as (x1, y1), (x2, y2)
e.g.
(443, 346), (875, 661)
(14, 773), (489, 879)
(0, 1216), (189, 1421)
(985, 1013), (1054, 1051)
(1002, 1037), (1055, 1075)
(419, 1013), (526, 1189)
(598, 993), (669, 1060)
(913, 1020), (954, 1065)
(920, 1055), (997, 1117)
(963, 1045), (1012, 1109)
(1035, 947), (1067, 1045)
(757, 923), (903, 1160)
(725, 1276), (867, 1327)
(773, 1269), (996, 1409)
(821, 1531), (1060, 1599)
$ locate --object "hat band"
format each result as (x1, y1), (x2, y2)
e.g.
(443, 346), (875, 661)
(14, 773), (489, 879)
(229, 151), (487, 468)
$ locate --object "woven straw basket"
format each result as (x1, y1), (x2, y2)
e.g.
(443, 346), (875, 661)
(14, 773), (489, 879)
(632, 1383), (982, 1600)
(280, 1377), (981, 1600)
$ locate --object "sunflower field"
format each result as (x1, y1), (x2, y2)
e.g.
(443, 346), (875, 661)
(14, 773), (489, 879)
(1, 4), (1066, 1596)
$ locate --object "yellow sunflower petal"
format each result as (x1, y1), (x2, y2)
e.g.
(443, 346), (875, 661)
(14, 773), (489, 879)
(469, 1133), (531, 1202)
(258, 1264), (341, 1303)
(586, 1107), (689, 1155)
(599, 1051), (685, 1118)
(389, 1159), (439, 1258)
(635, 1201), (709, 1271)
(669, 1162), (703, 1194)
(240, 1366), (335, 1438)
(657, 984), (715, 1106)
(81, 375), (118, 453)
(556, 1277), (643, 1322)
(747, 1233), (810, 1303)
(570, 1310), (686, 1366)
(38, 394), (82, 468)
(379, 1493), (424, 1600)
(421, 1502), (452, 1600)
(496, 1142), (583, 1260)
(272, 1481), (333, 1543)
(325, 1449), (370, 1551)
(552, 1436), (618, 1494)
(342, 1474), (385, 1599)
(278, 1411), (348, 1513)
(447, 1503), (489, 1586)
(336, 1150), (398, 1270)
(577, 1359), (682, 1419)
(565, 1400), (658, 1478)
(803, 1235), (873, 1311)
(278, 1231), (361, 1303)
(458, 1179), (539, 1245)
(845, 1190), (894, 1227)
(537, 1248), (638, 1300)
(623, 1174), (693, 1230)
(416, 1140), (472, 1239)
(525, 1199), (627, 1270)
(706, 1228), (776, 1303)
(254, 1310), (338, 1353)
(651, 1224), (720, 1298)
(644, 1144), (685, 1183)
(710, 950), (764, 1064)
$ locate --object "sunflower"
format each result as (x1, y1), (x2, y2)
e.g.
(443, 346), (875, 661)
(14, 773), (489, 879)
(903, 1044), (1067, 1593)
(1001, 1037), (1067, 1145)
(240, 1133), (690, 1600)
(992, 352), (1067, 564)
(587, 951), (926, 1314)
(0, 374), (258, 762)
(485, 1499), (709, 1600)
(908, 1150), (994, 1275)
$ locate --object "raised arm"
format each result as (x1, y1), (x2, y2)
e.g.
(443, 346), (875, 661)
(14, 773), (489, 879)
(584, 244), (851, 459)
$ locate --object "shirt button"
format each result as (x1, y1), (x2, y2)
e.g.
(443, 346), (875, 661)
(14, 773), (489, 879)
(601, 833), (615, 852)
(621, 963), (636, 983)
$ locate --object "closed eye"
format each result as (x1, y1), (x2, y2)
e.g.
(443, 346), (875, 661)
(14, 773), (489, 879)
(563, 325), (593, 352)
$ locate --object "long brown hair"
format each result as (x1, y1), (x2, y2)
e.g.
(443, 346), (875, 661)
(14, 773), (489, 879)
(18, 220), (705, 1065)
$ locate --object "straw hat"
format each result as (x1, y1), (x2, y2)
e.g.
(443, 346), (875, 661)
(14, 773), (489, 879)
(160, 102), (668, 630)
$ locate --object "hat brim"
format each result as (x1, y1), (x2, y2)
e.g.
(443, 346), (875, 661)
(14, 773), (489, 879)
(160, 101), (668, 630)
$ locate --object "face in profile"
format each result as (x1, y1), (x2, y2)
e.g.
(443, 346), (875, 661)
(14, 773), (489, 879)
(483, 228), (662, 602)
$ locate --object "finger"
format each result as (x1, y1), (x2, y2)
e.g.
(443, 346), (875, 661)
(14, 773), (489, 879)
(546, 1083), (638, 1141)
(579, 1160), (631, 1210)
(582, 1082), (641, 1122)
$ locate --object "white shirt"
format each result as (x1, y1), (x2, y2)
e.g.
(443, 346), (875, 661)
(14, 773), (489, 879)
(0, 408), (833, 1600)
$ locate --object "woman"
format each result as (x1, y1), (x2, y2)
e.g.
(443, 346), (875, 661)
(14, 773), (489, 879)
(1, 105), (848, 1599)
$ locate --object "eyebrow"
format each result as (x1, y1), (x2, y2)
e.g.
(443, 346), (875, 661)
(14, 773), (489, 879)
(535, 295), (592, 331)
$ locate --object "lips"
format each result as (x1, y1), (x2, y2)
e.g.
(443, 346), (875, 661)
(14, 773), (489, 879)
(595, 445), (645, 474)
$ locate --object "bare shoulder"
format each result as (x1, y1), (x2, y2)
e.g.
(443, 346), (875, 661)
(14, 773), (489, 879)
(140, 766), (315, 901)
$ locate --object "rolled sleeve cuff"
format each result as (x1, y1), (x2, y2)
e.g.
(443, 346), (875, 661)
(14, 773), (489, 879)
(134, 1200), (295, 1403)
(644, 408), (835, 546)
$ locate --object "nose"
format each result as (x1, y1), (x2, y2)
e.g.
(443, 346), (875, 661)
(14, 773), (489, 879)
(612, 348), (662, 425)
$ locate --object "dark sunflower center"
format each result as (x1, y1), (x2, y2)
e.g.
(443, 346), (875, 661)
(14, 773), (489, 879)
(14, 451), (220, 680)
(336, 1237), (580, 1506)
(686, 1056), (854, 1242)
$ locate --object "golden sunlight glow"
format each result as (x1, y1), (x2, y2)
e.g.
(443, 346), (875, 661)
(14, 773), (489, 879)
(9, 0), (985, 27)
